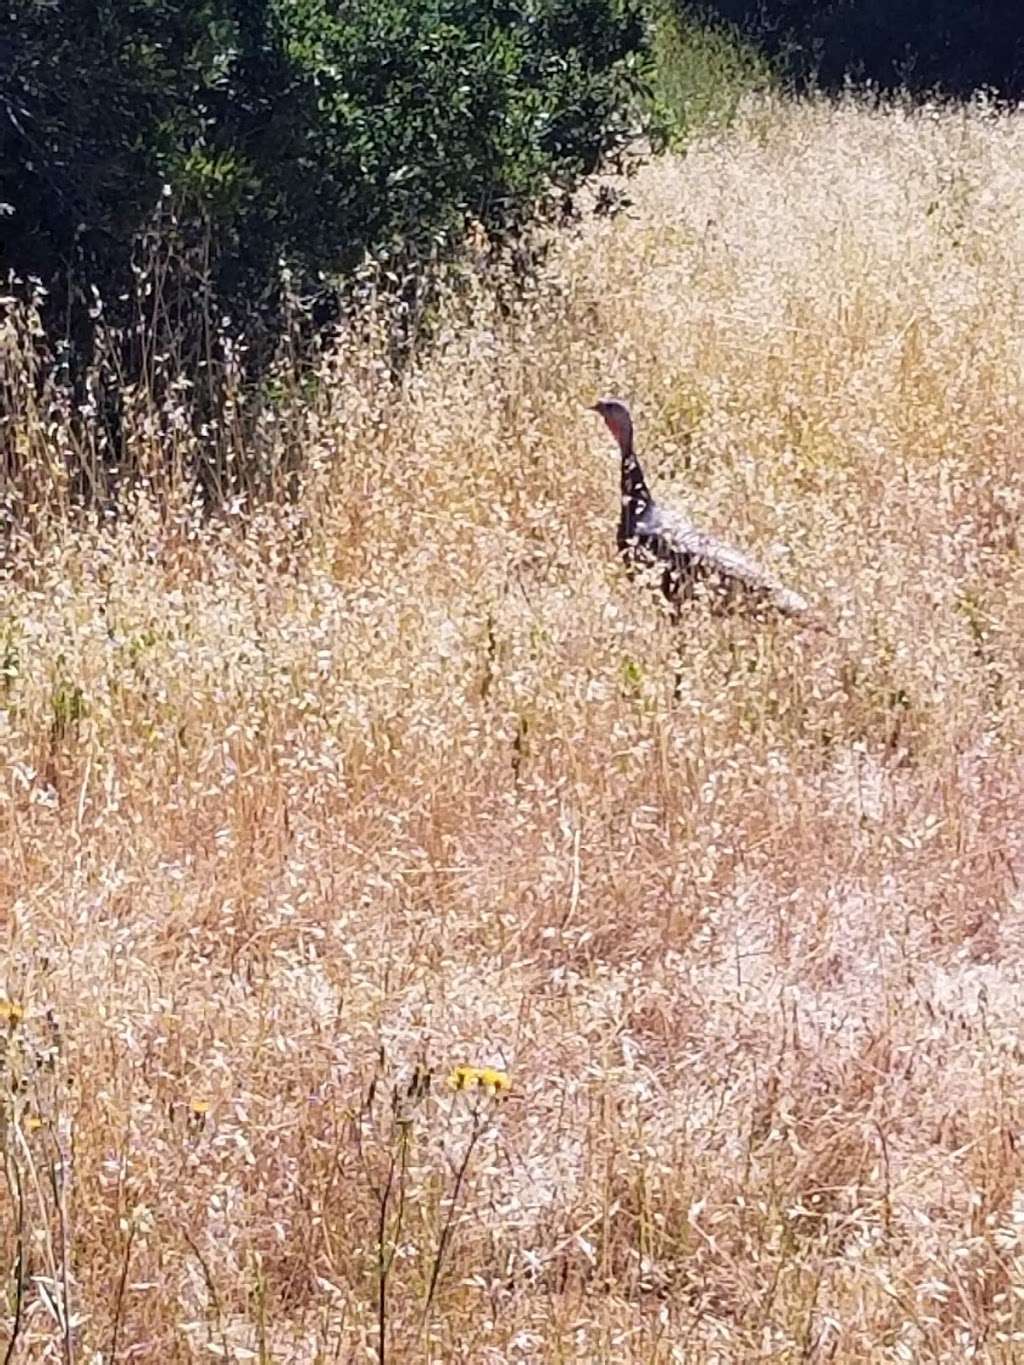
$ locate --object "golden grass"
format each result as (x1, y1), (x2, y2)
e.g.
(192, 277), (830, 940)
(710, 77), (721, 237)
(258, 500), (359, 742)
(5, 94), (1024, 1360)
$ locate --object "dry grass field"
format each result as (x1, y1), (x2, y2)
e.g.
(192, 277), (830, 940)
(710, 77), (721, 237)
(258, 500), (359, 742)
(5, 94), (1024, 1361)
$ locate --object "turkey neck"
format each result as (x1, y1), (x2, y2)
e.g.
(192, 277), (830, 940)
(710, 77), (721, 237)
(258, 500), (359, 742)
(619, 434), (651, 535)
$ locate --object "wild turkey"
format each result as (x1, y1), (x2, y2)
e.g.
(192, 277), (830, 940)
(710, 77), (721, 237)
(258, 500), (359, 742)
(590, 397), (810, 620)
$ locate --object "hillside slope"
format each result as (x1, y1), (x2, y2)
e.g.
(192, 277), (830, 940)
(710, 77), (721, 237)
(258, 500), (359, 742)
(4, 97), (1024, 1360)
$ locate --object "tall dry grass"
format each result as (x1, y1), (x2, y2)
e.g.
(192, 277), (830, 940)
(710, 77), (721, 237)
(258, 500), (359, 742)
(5, 94), (1024, 1360)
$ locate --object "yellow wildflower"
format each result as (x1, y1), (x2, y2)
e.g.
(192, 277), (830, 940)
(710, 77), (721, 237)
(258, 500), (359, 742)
(447, 1064), (512, 1097)
(478, 1067), (511, 1096)
(0, 999), (24, 1025)
(448, 1065), (476, 1091)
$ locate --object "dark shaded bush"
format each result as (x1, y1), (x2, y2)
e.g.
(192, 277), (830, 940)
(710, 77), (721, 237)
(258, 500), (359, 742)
(689, 1), (1024, 96)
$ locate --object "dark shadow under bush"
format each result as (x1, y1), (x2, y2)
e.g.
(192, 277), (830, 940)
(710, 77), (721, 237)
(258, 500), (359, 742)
(688, 0), (1024, 96)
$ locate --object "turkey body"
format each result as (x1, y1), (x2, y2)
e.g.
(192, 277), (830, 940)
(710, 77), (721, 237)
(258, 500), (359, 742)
(595, 396), (810, 621)
(619, 491), (810, 619)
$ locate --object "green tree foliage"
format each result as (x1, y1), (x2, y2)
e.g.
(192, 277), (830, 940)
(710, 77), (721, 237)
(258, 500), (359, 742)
(0, 0), (650, 366)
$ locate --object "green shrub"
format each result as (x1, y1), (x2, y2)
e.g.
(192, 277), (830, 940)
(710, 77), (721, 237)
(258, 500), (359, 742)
(1, 0), (652, 377)
(649, 4), (771, 145)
